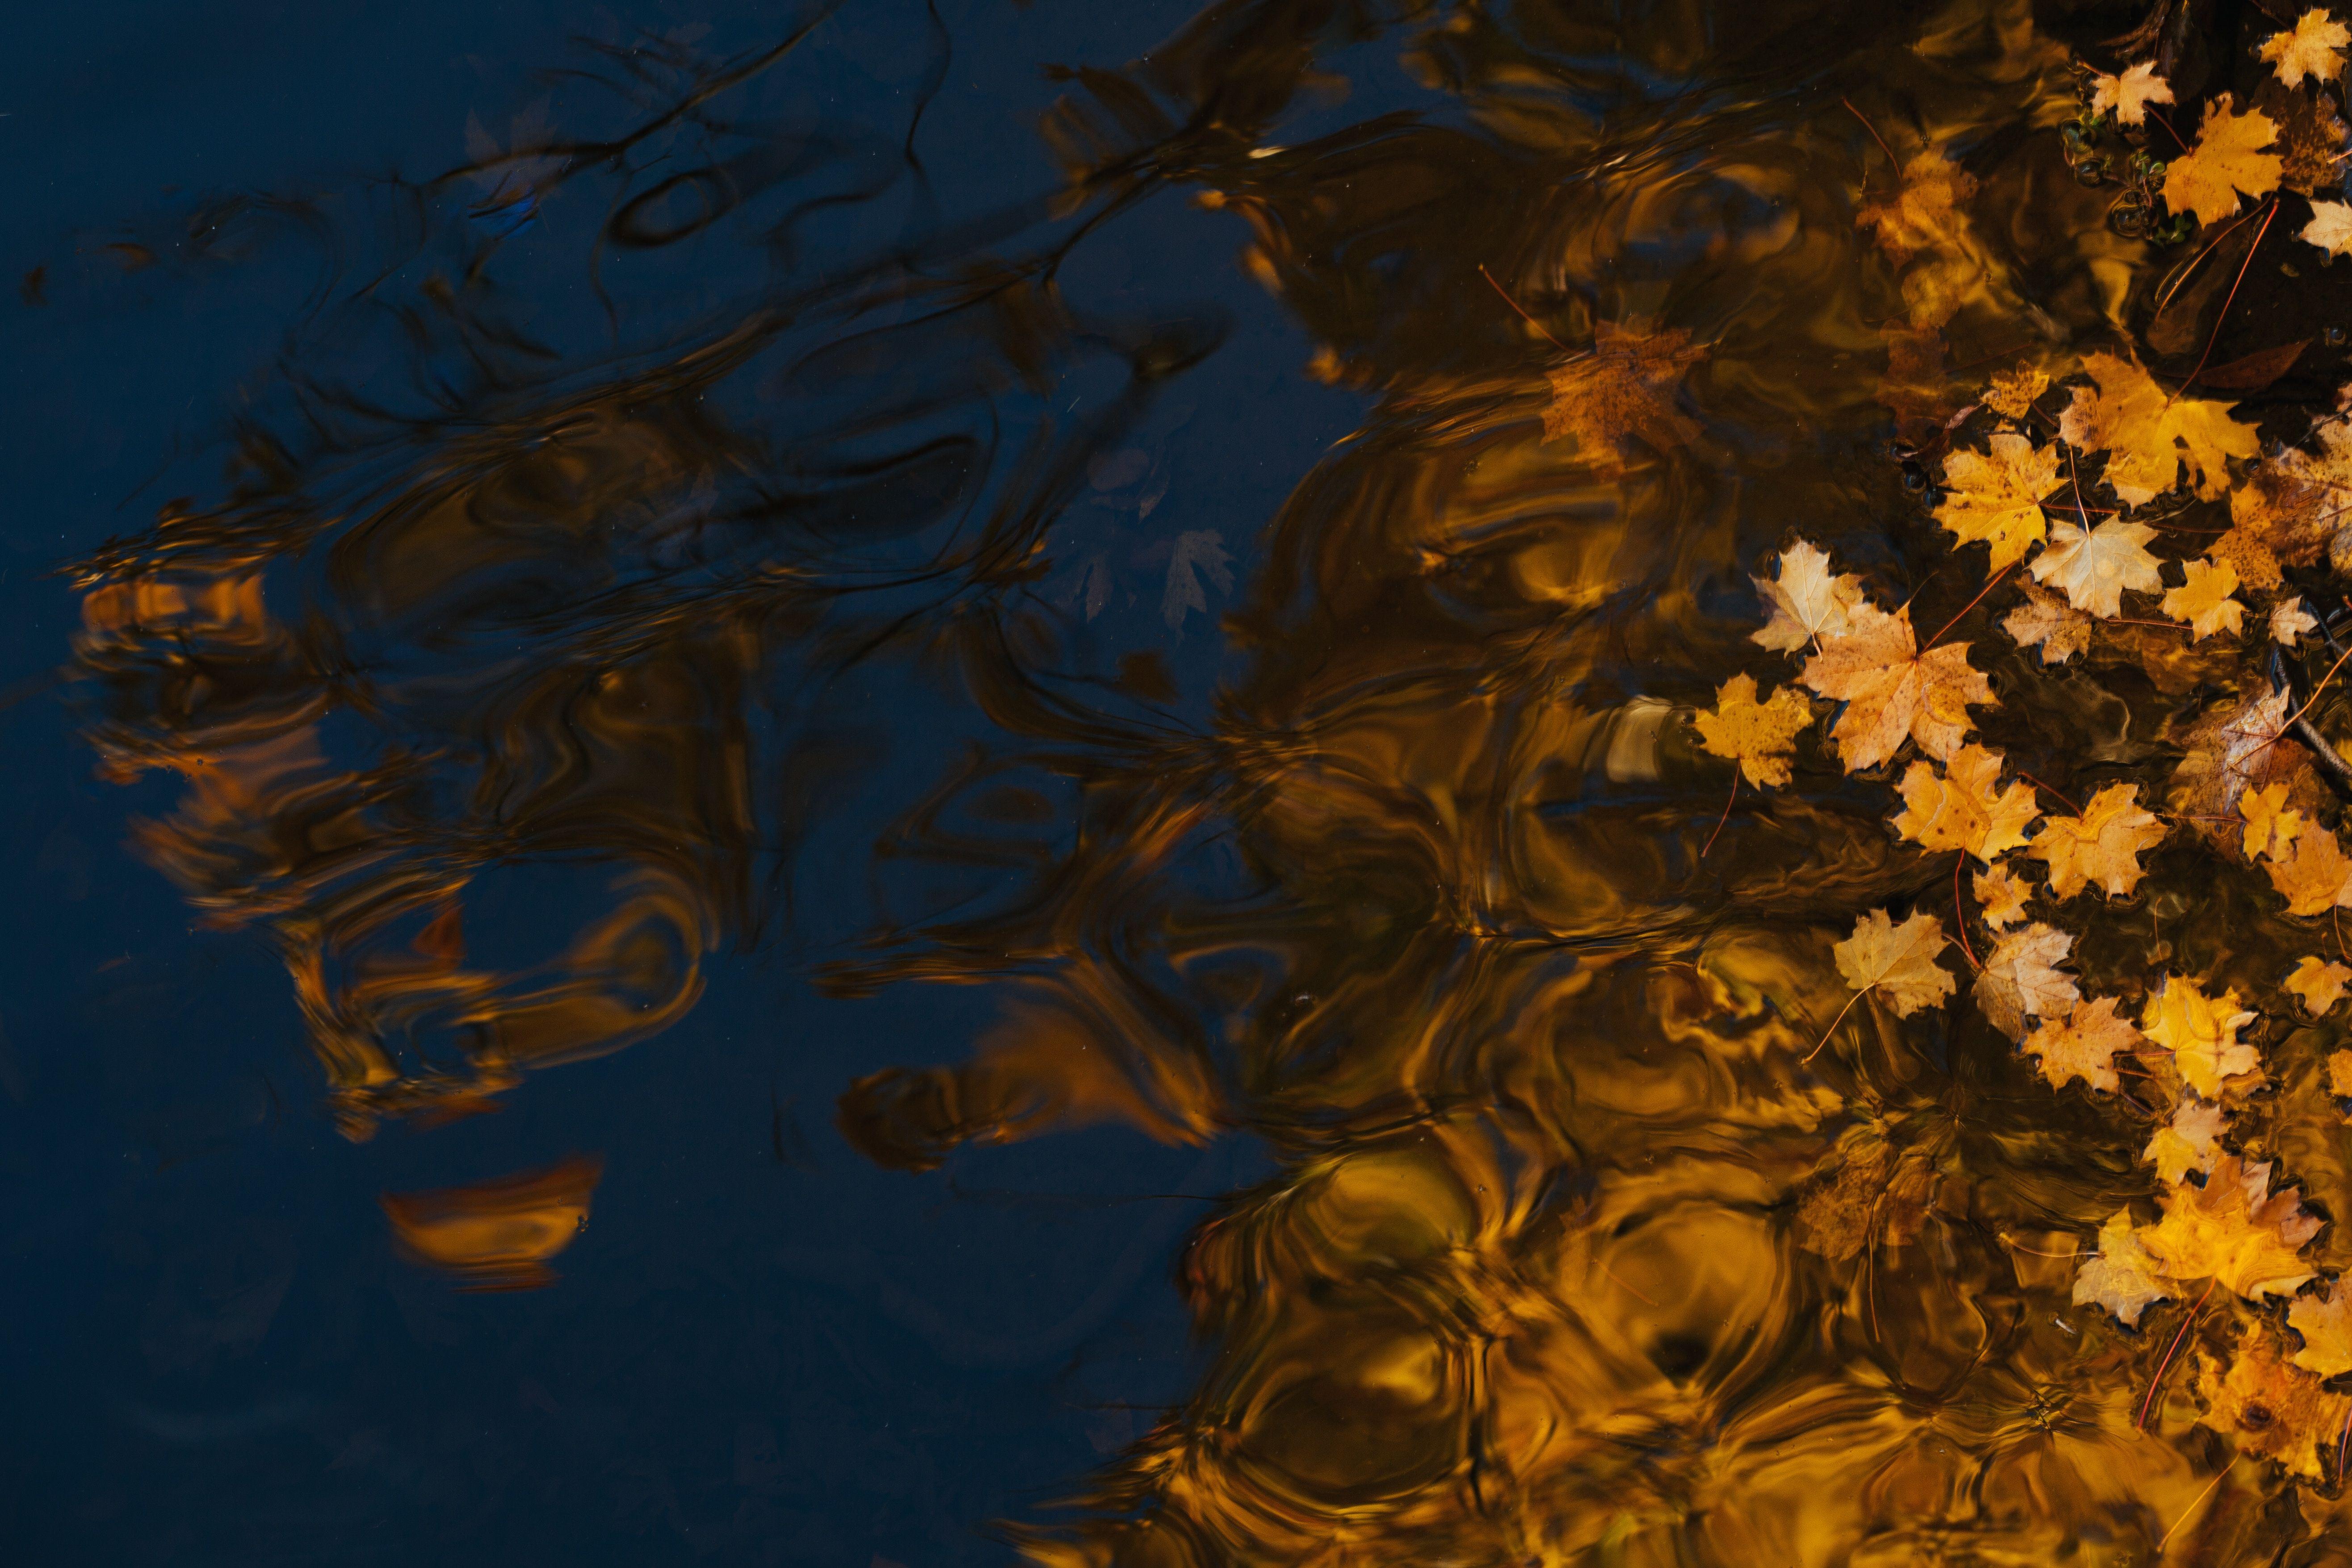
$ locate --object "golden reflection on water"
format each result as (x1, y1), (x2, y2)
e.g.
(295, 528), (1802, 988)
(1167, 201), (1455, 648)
(61, 0), (2352, 1559)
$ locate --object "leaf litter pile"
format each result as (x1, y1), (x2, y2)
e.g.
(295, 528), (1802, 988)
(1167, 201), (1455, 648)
(1686, 3), (2352, 1541)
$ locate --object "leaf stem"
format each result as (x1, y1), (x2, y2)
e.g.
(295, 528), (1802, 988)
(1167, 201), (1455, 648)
(1478, 264), (1569, 351)
(2138, 1277), (2218, 1432)
(1925, 561), (2019, 649)
(1841, 97), (1901, 177)
(2172, 198), (2277, 404)
(1953, 856), (1980, 970)
(2020, 772), (2083, 816)
(2155, 1458), (2234, 1555)
(1701, 773), (1739, 859)
(1803, 985), (1870, 1063)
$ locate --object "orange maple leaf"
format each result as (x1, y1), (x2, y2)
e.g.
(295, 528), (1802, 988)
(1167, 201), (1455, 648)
(1934, 433), (2058, 571)
(2029, 782), (2167, 898)
(1800, 603), (1993, 771)
(2161, 94), (2283, 227)
(2024, 994), (2142, 1093)
(1893, 744), (2038, 862)
(2139, 1155), (2319, 1301)
(1693, 674), (1814, 787)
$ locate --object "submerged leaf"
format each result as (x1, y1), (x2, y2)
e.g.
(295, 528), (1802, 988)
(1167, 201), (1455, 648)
(1856, 149), (1978, 266)
(2240, 781), (2303, 861)
(2272, 595), (2320, 645)
(2267, 824), (2352, 914)
(2289, 1282), (2352, 1378)
(2195, 1323), (2350, 1480)
(2003, 583), (2091, 664)
(1542, 321), (1709, 471)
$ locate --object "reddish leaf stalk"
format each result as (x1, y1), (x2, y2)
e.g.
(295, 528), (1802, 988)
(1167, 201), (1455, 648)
(2138, 1278), (2218, 1432)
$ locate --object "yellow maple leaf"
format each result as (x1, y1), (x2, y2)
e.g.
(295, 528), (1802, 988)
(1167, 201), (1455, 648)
(1934, 433), (2058, 571)
(1972, 861), (2031, 927)
(1752, 539), (1866, 652)
(2195, 1324), (2349, 1480)
(1542, 320), (1708, 471)
(2002, 583), (2091, 664)
(2028, 517), (2164, 617)
(2072, 1209), (2172, 1326)
(2286, 955), (2352, 1015)
(2141, 1154), (2319, 1300)
(2030, 782), (2167, 898)
(1974, 921), (2079, 1042)
(1981, 363), (2050, 421)
(2146, 1095), (2227, 1184)
(2091, 62), (2174, 126)
(1800, 603), (1994, 770)
(2142, 975), (2261, 1098)
(2057, 352), (2260, 504)
(1856, 149), (1977, 265)
(1893, 743), (2039, 862)
(2290, 1282), (2352, 1378)
(2024, 994), (2142, 1092)
(2262, 6), (2350, 87)
(1693, 674), (1814, 787)
(2208, 524), (2283, 592)
(1833, 908), (1955, 1017)
(2267, 824), (2352, 914)
(2160, 556), (2245, 641)
(2240, 781), (2303, 861)
(2161, 94), (2284, 227)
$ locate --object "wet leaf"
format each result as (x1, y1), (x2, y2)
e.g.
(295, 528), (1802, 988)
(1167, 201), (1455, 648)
(2003, 582), (2091, 664)
(2196, 338), (2311, 391)
(1981, 363), (2050, 421)
(2024, 994), (2142, 1092)
(2208, 525), (2283, 592)
(2029, 517), (2163, 616)
(2030, 782), (2167, 899)
(1973, 861), (2031, 927)
(2289, 1282), (2352, 1378)
(2302, 199), (2352, 256)
(2267, 824), (2352, 914)
(1541, 321), (1707, 471)
(2090, 62), (2173, 127)
(2241, 781), (2303, 861)
(2194, 1323), (2349, 1480)
(1893, 743), (2038, 862)
(1751, 539), (1865, 652)
(1974, 921), (2079, 1041)
(2160, 557), (2244, 640)
(2142, 1155), (2319, 1301)
(2285, 955), (2352, 1014)
(2142, 975), (2261, 1097)
(1833, 908), (1956, 1017)
(2057, 352), (2260, 505)
(1800, 603), (1994, 770)
(1694, 674), (1814, 787)
(1796, 1127), (1934, 1262)
(2261, 8), (2350, 88)
(2072, 1210), (2173, 1327)
(2146, 1095), (2228, 1184)
(2331, 1049), (2352, 1097)
(2272, 595), (2320, 645)
(1934, 433), (2058, 571)
(2160, 95), (2283, 227)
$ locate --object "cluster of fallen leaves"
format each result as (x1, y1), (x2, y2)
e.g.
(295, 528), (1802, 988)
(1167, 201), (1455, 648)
(1703, 6), (2352, 1495)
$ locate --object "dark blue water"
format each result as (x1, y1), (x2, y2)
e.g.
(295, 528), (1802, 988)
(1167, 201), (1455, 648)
(0, 4), (1372, 1560)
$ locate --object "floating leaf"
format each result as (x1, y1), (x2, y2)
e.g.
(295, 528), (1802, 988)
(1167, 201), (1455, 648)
(2261, 7), (2350, 87)
(1694, 674), (1814, 787)
(2057, 352), (2259, 505)
(2029, 517), (2164, 616)
(1973, 861), (2031, 928)
(2160, 95), (2283, 227)
(2142, 976), (2261, 1098)
(2072, 1210), (2172, 1327)
(1893, 744), (2039, 862)
(2241, 781), (2303, 861)
(2003, 583), (2091, 664)
(2267, 824), (2352, 914)
(2290, 1282), (2352, 1378)
(1800, 603), (1994, 770)
(2090, 61), (2173, 126)
(1833, 908), (1956, 1017)
(1975, 921), (2079, 1042)
(1752, 539), (1866, 652)
(2272, 595), (2320, 645)
(2031, 782), (2167, 899)
(2208, 525), (2284, 592)
(2286, 955), (2352, 1014)
(2024, 994), (2142, 1092)
(1934, 433), (2058, 572)
(2140, 1155), (2318, 1300)
(2146, 1095), (2227, 1184)
(2159, 557), (2244, 640)
(1981, 364), (2050, 421)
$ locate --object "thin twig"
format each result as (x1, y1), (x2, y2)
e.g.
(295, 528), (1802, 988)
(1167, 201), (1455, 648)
(2155, 1459), (2234, 1555)
(1998, 1232), (2081, 1259)
(1478, 265), (1568, 351)
(1953, 856), (1980, 970)
(2139, 1278), (2218, 1432)
(2173, 199), (2278, 403)
(1842, 97), (1901, 176)
(2144, 106), (2194, 158)
(2154, 204), (2259, 318)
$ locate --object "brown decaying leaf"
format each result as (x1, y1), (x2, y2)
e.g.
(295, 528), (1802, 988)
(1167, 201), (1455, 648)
(2159, 94), (2283, 227)
(1796, 1129), (1934, 1263)
(1981, 363), (2049, 421)
(2195, 338), (2310, 392)
(1893, 743), (2038, 863)
(2272, 595), (2319, 644)
(2030, 782), (2167, 899)
(2003, 583), (2091, 664)
(2195, 1324), (2350, 1481)
(2139, 1154), (2318, 1301)
(1856, 149), (1977, 266)
(1800, 603), (1994, 771)
(2234, 416), (2352, 566)
(1693, 674), (1813, 788)
(2024, 994), (2142, 1092)
(2141, 975), (2261, 1098)
(2207, 525), (2283, 593)
(1541, 321), (1708, 471)
(1833, 908), (1955, 1017)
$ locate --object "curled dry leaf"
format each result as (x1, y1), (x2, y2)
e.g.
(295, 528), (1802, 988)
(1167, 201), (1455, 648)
(2140, 1154), (2319, 1301)
(2072, 1210), (2172, 1327)
(1972, 861), (2031, 928)
(2057, 352), (2260, 505)
(1800, 603), (1994, 771)
(1974, 921), (2079, 1042)
(1833, 908), (1956, 1017)
(2029, 518), (2163, 617)
(1935, 433), (2058, 572)
(2142, 975), (2261, 1098)
(1542, 320), (1708, 472)
(2024, 994), (2142, 1092)
(2285, 955), (2352, 1015)
(2090, 61), (2172, 126)
(2160, 94), (2283, 227)
(2240, 781), (2303, 861)
(2159, 557), (2244, 641)
(2267, 824), (2352, 914)
(1694, 674), (1814, 787)
(2289, 1282), (2352, 1379)
(2030, 782), (2167, 899)
(2272, 595), (2320, 645)
(2195, 1324), (2350, 1482)
(2261, 7), (2350, 88)
(2146, 1095), (2227, 1184)
(1893, 743), (2038, 862)
(2003, 583), (2090, 664)
(1752, 539), (1865, 652)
